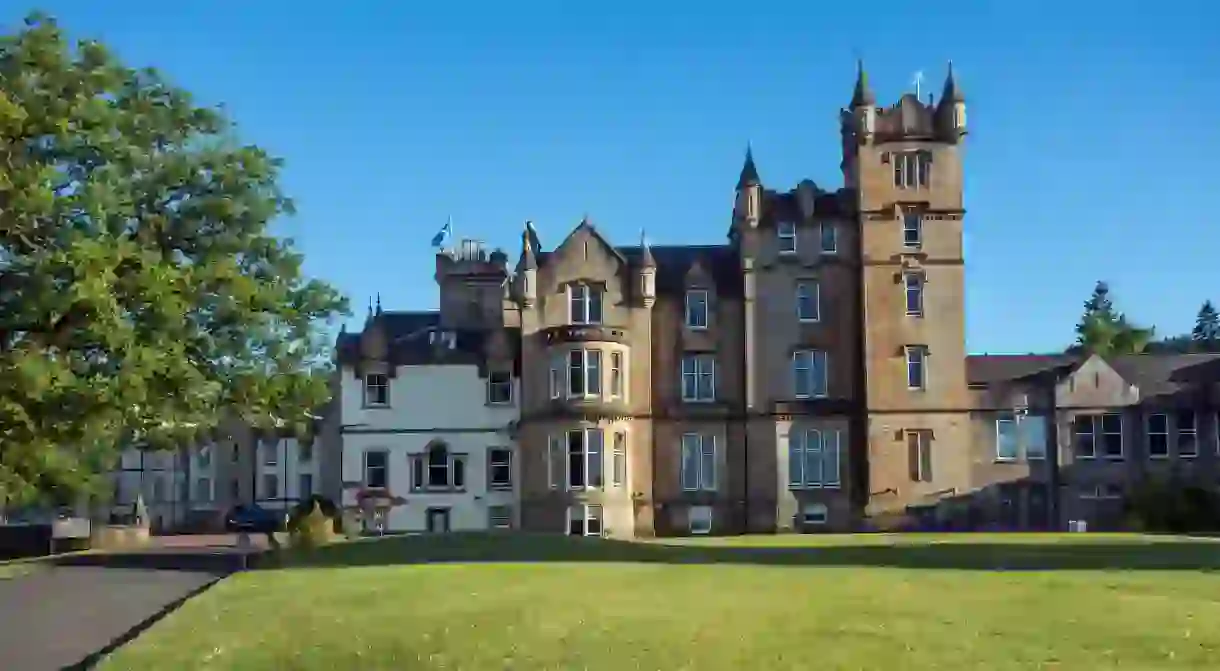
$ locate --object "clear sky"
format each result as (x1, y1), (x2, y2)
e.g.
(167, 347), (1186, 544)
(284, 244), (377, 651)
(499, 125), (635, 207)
(20, 1), (1219, 354)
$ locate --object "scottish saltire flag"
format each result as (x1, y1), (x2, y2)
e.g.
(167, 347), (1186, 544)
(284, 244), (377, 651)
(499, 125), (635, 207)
(431, 217), (453, 248)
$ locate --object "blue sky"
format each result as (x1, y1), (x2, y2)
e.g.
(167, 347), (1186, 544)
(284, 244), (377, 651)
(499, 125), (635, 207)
(21, 1), (1219, 353)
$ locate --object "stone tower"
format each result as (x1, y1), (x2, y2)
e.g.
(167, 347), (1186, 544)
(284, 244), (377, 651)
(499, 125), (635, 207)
(842, 62), (972, 521)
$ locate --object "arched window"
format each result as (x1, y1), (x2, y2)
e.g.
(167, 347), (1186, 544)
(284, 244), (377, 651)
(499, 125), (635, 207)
(427, 443), (449, 488)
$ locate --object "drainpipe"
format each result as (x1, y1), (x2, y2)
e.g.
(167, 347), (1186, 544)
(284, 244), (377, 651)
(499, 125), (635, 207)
(1045, 372), (1062, 530)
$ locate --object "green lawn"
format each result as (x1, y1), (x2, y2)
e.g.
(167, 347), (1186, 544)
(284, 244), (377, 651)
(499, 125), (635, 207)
(102, 533), (1220, 670)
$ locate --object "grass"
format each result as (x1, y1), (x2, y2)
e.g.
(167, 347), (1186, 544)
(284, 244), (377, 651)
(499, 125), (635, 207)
(101, 533), (1220, 670)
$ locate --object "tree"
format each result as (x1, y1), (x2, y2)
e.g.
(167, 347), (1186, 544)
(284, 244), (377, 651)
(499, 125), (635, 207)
(1072, 281), (1153, 357)
(0, 14), (347, 506)
(1191, 300), (1220, 350)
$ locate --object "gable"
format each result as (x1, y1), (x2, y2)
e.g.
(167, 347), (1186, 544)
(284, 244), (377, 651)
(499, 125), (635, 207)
(550, 220), (626, 271)
(1056, 355), (1140, 407)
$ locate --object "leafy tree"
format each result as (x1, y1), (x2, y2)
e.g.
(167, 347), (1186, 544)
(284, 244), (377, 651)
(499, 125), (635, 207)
(0, 14), (347, 506)
(1072, 281), (1153, 356)
(1191, 300), (1220, 350)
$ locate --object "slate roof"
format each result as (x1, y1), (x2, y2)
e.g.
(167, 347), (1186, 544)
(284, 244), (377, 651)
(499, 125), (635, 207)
(965, 354), (1076, 386)
(335, 311), (518, 370)
(966, 352), (1220, 395)
(619, 244), (743, 298)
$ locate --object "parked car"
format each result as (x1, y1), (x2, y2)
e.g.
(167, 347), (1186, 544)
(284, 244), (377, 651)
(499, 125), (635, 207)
(224, 504), (287, 534)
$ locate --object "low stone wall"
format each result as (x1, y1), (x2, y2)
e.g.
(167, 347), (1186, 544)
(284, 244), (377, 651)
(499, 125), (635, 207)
(91, 525), (150, 551)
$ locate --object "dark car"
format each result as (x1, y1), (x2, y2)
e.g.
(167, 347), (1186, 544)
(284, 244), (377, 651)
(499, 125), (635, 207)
(224, 504), (287, 534)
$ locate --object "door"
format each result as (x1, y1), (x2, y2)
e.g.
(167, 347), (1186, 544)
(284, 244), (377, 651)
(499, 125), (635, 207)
(426, 508), (450, 533)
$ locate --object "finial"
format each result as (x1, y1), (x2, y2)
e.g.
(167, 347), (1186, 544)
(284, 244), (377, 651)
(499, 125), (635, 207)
(850, 58), (875, 108)
(375, 293), (382, 315)
(366, 297), (373, 318)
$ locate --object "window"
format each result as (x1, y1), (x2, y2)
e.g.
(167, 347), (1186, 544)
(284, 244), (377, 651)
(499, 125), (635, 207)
(232, 443), (239, 462)
(819, 222), (837, 254)
(610, 352), (624, 398)
(1073, 414), (1124, 459)
(567, 428), (604, 490)
(567, 504), (603, 536)
(364, 450), (388, 489)
(488, 448), (512, 490)
(893, 151), (931, 189)
(680, 433), (717, 491)
(1177, 410), (1198, 458)
(263, 474), (279, 500)
(568, 350), (602, 397)
(997, 413), (1049, 461)
(907, 430), (933, 482)
(547, 436), (559, 490)
(488, 505), (512, 530)
(364, 373), (389, 406)
(681, 354), (716, 402)
(196, 446), (211, 468)
(793, 350), (828, 399)
(905, 346), (928, 390)
(612, 432), (627, 487)
(1023, 416), (1048, 459)
(796, 281), (820, 322)
(485, 371), (512, 405)
(996, 415), (1019, 461)
(801, 503), (828, 526)
(298, 473), (313, 499)
(685, 290), (709, 329)
(428, 444), (450, 488)
(150, 476), (165, 502)
(194, 477), (212, 502)
(777, 221), (797, 254)
(902, 214), (922, 248)
(549, 354), (563, 399)
(903, 273), (923, 316)
(263, 441), (278, 466)
(688, 506), (713, 535)
(569, 284), (603, 325)
(1080, 484), (1123, 500)
(788, 429), (842, 489)
(1147, 413), (1169, 459)
(299, 441), (313, 463)
(229, 478), (240, 499)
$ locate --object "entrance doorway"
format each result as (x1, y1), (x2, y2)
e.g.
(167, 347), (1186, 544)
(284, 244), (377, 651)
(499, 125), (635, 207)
(425, 507), (450, 533)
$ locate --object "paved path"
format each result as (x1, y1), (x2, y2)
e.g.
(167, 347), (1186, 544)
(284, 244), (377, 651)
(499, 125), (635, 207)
(0, 537), (262, 671)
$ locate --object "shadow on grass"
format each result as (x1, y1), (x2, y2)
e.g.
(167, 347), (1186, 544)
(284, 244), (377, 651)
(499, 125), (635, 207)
(49, 550), (250, 574)
(265, 533), (1220, 573)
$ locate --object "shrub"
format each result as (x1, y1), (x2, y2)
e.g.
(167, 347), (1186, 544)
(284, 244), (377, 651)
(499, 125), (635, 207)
(1125, 478), (1220, 533)
(289, 500), (337, 550)
(288, 495), (341, 533)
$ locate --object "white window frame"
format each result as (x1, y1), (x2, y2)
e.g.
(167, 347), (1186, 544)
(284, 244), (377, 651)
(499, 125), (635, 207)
(680, 354), (716, 403)
(680, 433), (717, 491)
(902, 213), (923, 249)
(488, 448), (513, 490)
(793, 349), (828, 399)
(549, 353), (563, 399)
(263, 473), (279, 500)
(263, 440), (278, 466)
(566, 504), (603, 537)
(1073, 415), (1097, 459)
(609, 351), (625, 398)
(788, 429), (841, 489)
(568, 284), (603, 325)
(818, 221), (837, 254)
(566, 428), (604, 490)
(486, 371), (513, 405)
(995, 414), (1018, 462)
(364, 373), (390, 407)
(1074, 413), (1124, 460)
(801, 503), (828, 526)
(1146, 412), (1169, 459)
(905, 345), (928, 390)
(777, 221), (797, 254)
(567, 349), (602, 398)
(194, 476), (213, 502)
(612, 432), (627, 487)
(364, 449), (389, 489)
(903, 272), (924, 317)
(1101, 413), (1124, 459)
(688, 505), (713, 535)
(547, 436), (559, 490)
(684, 289), (709, 329)
(908, 430), (933, 483)
(1177, 410), (1198, 458)
(796, 281), (820, 322)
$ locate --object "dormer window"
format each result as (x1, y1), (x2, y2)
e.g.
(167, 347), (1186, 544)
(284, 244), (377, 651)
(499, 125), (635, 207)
(364, 373), (389, 407)
(902, 214), (923, 249)
(894, 151), (931, 189)
(777, 221), (797, 254)
(569, 284), (603, 325)
(684, 290), (709, 329)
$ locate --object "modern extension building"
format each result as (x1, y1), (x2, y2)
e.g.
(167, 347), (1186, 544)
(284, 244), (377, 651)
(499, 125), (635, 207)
(334, 64), (1220, 536)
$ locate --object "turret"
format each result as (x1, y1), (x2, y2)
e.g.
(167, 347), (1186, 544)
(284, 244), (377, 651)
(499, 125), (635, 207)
(637, 231), (656, 307)
(850, 59), (876, 141)
(734, 146), (762, 228)
(519, 221), (538, 308)
(936, 61), (966, 140)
